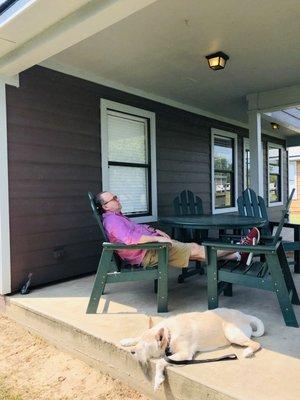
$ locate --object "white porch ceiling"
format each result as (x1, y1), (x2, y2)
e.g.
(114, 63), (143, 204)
(42, 0), (300, 135)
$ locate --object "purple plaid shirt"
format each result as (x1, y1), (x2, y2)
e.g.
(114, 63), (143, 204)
(102, 211), (158, 265)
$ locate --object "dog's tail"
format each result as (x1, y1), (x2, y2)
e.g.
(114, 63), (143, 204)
(248, 315), (264, 337)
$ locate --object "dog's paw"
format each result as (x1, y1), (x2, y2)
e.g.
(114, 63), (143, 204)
(243, 348), (254, 358)
(120, 338), (136, 347)
(154, 374), (165, 391)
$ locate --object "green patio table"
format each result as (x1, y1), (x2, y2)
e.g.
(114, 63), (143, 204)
(159, 214), (267, 233)
(159, 214), (267, 286)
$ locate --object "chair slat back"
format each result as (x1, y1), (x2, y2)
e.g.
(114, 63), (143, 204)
(238, 189), (270, 235)
(88, 192), (121, 269)
(272, 189), (295, 245)
(257, 196), (269, 220)
(173, 190), (203, 216)
(88, 192), (108, 242)
(239, 188), (267, 218)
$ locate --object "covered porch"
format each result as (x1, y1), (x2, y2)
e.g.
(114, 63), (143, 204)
(4, 263), (300, 400)
(0, 1), (300, 398)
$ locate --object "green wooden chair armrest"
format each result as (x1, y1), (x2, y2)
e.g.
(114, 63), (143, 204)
(202, 241), (280, 253)
(102, 242), (170, 251)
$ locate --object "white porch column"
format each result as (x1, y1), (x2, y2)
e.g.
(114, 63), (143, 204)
(248, 110), (264, 197)
(0, 82), (11, 294)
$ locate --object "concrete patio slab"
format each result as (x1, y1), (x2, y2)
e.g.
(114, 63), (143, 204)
(3, 267), (300, 400)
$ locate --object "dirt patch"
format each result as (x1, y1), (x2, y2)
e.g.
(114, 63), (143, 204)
(0, 314), (149, 400)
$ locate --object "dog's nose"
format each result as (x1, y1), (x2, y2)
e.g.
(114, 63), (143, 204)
(130, 350), (136, 355)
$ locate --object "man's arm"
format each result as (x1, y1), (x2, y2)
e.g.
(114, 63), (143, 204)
(145, 226), (171, 240)
(138, 235), (173, 245)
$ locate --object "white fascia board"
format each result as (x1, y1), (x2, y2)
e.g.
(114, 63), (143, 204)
(0, 0), (36, 26)
(0, 0), (158, 76)
(247, 85), (300, 113)
(0, 74), (19, 87)
(0, 82), (11, 294)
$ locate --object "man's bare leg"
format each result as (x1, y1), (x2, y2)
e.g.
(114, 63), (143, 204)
(189, 242), (238, 262)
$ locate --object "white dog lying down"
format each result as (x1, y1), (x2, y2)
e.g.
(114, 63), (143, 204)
(120, 308), (264, 390)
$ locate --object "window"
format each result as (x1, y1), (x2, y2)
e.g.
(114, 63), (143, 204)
(211, 129), (238, 213)
(243, 138), (264, 189)
(268, 143), (283, 205)
(101, 99), (157, 222)
(288, 161), (297, 199)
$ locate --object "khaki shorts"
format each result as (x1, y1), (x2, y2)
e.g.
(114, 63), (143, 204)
(141, 240), (192, 269)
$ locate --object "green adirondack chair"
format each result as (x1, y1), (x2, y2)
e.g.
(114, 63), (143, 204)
(173, 190), (205, 283)
(86, 192), (169, 314)
(238, 188), (300, 268)
(237, 188), (270, 234)
(203, 191), (300, 327)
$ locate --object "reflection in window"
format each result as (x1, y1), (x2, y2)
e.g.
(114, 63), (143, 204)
(268, 146), (281, 203)
(245, 148), (250, 188)
(214, 135), (234, 208)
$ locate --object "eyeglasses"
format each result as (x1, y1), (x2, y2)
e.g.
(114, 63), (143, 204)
(102, 195), (118, 206)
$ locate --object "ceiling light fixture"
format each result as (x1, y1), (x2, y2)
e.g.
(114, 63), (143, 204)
(205, 51), (229, 70)
(270, 122), (280, 130)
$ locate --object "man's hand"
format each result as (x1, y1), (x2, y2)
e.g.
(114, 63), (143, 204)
(155, 229), (171, 240)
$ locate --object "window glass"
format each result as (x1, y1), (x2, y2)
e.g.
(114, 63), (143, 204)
(214, 172), (233, 208)
(214, 135), (234, 209)
(269, 148), (280, 174)
(268, 146), (281, 203)
(109, 166), (149, 214)
(108, 113), (148, 164)
(214, 136), (233, 171)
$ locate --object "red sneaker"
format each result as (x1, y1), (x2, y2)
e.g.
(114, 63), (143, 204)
(239, 227), (260, 266)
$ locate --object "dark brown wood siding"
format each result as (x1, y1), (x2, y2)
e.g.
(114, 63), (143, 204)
(6, 66), (287, 292)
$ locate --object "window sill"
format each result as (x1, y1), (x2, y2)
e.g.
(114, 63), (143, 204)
(213, 206), (238, 214)
(130, 215), (157, 223)
(268, 202), (283, 207)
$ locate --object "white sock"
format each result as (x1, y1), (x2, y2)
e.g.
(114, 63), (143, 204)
(235, 252), (241, 262)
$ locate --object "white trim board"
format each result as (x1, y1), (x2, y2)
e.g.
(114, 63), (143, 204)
(247, 86), (300, 113)
(243, 138), (264, 190)
(100, 99), (157, 223)
(0, 82), (11, 294)
(0, 74), (19, 87)
(0, 0), (158, 76)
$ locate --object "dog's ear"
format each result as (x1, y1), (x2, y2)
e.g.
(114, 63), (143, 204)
(155, 328), (169, 349)
(148, 316), (153, 329)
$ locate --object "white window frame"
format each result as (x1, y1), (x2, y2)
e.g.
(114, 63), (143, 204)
(267, 142), (284, 207)
(211, 128), (238, 214)
(100, 99), (157, 223)
(243, 138), (264, 190)
(288, 160), (297, 200)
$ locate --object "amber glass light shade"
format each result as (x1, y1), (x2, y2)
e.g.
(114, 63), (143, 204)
(206, 52), (229, 70)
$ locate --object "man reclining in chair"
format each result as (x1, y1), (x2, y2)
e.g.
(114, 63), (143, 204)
(95, 191), (260, 268)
